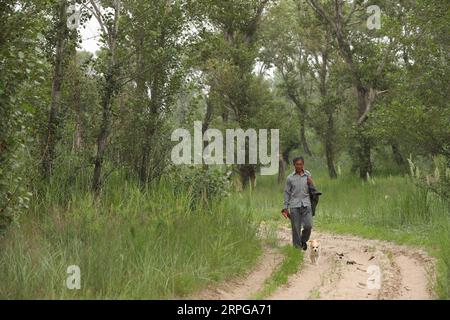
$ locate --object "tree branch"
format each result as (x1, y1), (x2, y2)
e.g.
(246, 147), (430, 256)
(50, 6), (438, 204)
(88, 0), (108, 40)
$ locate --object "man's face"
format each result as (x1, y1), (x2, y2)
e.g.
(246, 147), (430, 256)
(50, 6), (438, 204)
(294, 160), (304, 172)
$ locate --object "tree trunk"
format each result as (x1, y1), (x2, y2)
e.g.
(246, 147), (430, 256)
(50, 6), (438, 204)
(300, 119), (312, 157)
(42, 0), (67, 178)
(391, 142), (406, 167)
(92, 82), (114, 194)
(138, 62), (164, 186)
(91, 0), (120, 195)
(202, 99), (214, 170)
(138, 121), (158, 186)
(325, 140), (337, 179)
(355, 86), (373, 179)
(72, 121), (82, 152)
(139, 143), (149, 186)
(325, 112), (337, 179)
(278, 152), (286, 184)
(359, 141), (372, 179)
(239, 164), (256, 189)
(286, 89), (312, 158)
(135, 34), (151, 187)
(317, 36), (337, 179)
(72, 56), (83, 153)
(356, 127), (372, 179)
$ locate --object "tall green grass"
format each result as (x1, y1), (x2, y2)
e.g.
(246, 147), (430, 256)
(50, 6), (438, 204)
(0, 169), (261, 299)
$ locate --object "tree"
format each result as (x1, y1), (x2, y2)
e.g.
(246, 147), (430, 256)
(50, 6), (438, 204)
(63, 51), (98, 154)
(192, 0), (276, 188)
(371, 0), (450, 163)
(41, 0), (71, 178)
(88, 0), (122, 194)
(261, 0), (313, 157)
(0, 0), (49, 229)
(306, 0), (394, 179)
(261, 0), (343, 178)
(119, 0), (189, 186)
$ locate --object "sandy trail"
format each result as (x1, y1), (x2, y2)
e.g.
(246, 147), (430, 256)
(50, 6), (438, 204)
(270, 226), (435, 300)
(189, 225), (436, 300)
(189, 247), (283, 300)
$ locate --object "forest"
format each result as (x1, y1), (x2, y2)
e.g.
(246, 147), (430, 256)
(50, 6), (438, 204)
(0, 0), (449, 299)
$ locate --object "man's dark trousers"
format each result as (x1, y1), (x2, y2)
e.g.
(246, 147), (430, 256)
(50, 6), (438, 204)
(289, 206), (313, 248)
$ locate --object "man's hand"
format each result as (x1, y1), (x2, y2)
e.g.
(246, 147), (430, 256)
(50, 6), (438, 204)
(307, 176), (313, 185)
(281, 209), (290, 219)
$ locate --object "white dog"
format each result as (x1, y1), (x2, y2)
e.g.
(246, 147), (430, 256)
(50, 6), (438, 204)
(308, 240), (321, 265)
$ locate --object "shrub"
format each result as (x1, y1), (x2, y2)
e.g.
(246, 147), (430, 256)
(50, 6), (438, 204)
(171, 166), (231, 210)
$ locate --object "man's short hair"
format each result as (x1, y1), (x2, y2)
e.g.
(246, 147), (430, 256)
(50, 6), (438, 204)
(292, 156), (305, 165)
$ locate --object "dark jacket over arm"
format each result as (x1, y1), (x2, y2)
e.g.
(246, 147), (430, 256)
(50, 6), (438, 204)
(308, 184), (322, 217)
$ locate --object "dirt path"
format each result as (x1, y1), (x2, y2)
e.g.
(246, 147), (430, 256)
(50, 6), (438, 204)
(189, 224), (436, 300)
(189, 247), (283, 300)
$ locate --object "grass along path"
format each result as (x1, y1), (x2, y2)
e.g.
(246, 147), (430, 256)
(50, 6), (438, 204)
(188, 246), (283, 300)
(252, 245), (304, 300)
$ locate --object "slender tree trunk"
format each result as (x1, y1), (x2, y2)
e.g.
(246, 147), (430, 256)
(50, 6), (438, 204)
(239, 164), (256, 189)
(355, 86), (373, 179)
(250, 169), (256, 189)
(391, 142), (406, 166)
(285, 87), (312, 158)
(135, 34), (151, 187)
(138, 62), (164, 185)
(325, 140), (337, 178)
(238, 137), (256, 190)
(325, 112), (337, 179)
(355, 126), (372, 179)
(139, 143), (149, 186)
(138, 119), (158, 186)
(317, 36), (337, 179)
(42, 0), (67, 178)
(202, 99), (214, 170)
(72, 121), (82, 152)
(72, 79), (83, 153)
(92, 82), (114, 193)
(202, 100), (213, 143)
(72, 57), (83, 153)
(300, 118), (312, 157)
(91, 0), (120, 194)
(278, 152), (286, 184)
(221, 110), (228, 123)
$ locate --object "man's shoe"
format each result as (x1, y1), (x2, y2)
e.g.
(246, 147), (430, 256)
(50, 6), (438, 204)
(301, 242), (308, 251)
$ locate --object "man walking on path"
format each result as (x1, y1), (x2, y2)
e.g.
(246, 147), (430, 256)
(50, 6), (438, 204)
(281, 156), (314, 251)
